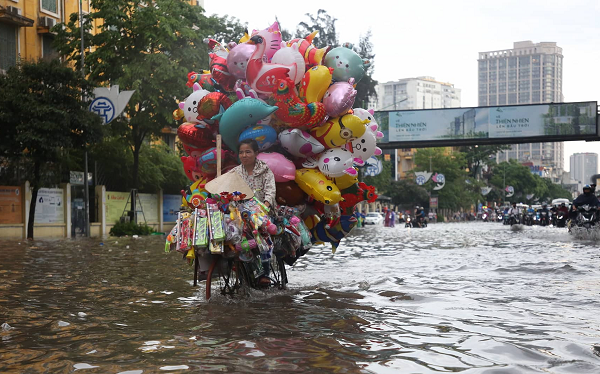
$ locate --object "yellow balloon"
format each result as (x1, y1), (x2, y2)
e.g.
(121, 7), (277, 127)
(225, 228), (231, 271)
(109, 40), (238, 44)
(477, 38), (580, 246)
(310, 113), (369, 149)
(331, 171), (358, 190)
(295, 168), (342, 205)
(299, 65), (333, 103)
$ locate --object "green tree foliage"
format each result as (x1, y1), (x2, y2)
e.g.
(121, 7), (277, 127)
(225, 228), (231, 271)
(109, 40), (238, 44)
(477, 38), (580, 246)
(386, 179), (429, 208)
(354, 29), (377, 109)
(413, 148), (480, 210)
(362, 160), (392, 195)
(488, 160), (572, 204)
(295, 9), (339, 49)
(0, 60), (103, 239)
(207, 15), (248, 45)
(459, 144), (510, 179)
(91, 138), (188, 194)
(53, 0), (218, 189)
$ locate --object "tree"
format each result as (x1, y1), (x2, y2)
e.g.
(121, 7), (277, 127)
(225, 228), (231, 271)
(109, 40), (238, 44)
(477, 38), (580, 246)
(0, 60), (103, 239)
(413, 148), (480, 211)
(489, 160), (539, 203)
(362, 160), (392, 195)
(53, 0), (218, 190)
(386, 179), (429, 208)
(354, 29), (377, 109)
(207, 15), (248, 46)
(459, 144), (510, 180)
(295, 9), (339, 49)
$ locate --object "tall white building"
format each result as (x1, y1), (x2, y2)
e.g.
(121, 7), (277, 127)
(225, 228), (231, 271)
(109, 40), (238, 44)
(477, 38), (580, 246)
(376, 77), (461, 179)
(377, 76), (461, 111)
(478, 41), (565, 182)
(570, 153), (598, 188)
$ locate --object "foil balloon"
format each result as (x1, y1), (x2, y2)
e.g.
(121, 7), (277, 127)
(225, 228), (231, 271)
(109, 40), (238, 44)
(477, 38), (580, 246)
(310, 113), (369, 149)
(295, 168), (342, 205)
(339, 182), (377, 216)
(196, 92), (233, 128)
(186, 70), (212, 89)
(346, 122), (383, 164)
(181, 155), (204, 182)
(271, 41), (305, 84)
(331, 170), (358, 190)
(235, 88), (272, 126)
(316, 148), (361, 178)
(205, 39), (236, 92)
(323, 78), (357, 117)
(324, 44), (371, 83)
(276, 181), (307, 206)
(177, 123), (214, 150)
(256, 152), (296, 182)
(213, 98), (278, 151)
(278, 128), (325, 158)
(352, 108), (378, 128)
(272, 78), (327, 129)
(178, 82), (210, 123)
(250, 21), (282, 62)
(310, 215), (357, 253)
(239, 125), (277, 151)
(227, 43), (255, 80)
(299, 65), (334, 104)
(246, 32), (297, 95)
(287, 30), (329, 68)
(196, 147), (235, 176)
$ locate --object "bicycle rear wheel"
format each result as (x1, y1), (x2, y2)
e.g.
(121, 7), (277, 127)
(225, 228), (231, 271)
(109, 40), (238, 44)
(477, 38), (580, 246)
(269, 256), (288, 290)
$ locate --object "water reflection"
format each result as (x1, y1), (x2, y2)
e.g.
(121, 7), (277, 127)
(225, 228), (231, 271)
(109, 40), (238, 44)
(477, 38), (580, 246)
(1, 223), (599, 373)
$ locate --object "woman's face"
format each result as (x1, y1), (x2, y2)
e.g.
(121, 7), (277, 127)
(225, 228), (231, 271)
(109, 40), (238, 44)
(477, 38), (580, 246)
(239, 143), (257, 167)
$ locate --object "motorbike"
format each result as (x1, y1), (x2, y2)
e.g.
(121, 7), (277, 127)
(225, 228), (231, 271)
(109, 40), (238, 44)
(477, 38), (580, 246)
(405, 216), (412, 228)
(507, 213), (521, 226)
(481, 212), (489, 222)
(571, 205), (598, 231)
(413, 215), (427, 228)
(539, 211), (549, 226)
(555, 212), (567, 228)
(524, 212), (534, 226)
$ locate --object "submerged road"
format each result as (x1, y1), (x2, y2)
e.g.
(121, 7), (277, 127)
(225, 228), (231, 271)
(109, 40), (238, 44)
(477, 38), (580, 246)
(0, 222), (599, 373)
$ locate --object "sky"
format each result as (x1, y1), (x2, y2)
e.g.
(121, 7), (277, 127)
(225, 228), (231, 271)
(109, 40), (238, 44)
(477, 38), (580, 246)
(204, 0), (599, 171)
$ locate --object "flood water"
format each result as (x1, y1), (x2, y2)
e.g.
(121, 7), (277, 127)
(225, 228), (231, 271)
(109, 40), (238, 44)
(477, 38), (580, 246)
(1, 222), (600, 373)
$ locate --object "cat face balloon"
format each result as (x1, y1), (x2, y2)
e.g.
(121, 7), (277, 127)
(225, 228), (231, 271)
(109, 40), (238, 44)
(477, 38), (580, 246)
(316, 148), (361, 178)
(251, 21), (282, 62)
(178, 82), (210, 123)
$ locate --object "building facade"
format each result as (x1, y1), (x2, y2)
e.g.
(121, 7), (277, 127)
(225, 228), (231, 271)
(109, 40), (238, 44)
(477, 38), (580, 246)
(376, 77), (461, 179)
(478, 41), (565, 182)
(570, 152), (598, 188)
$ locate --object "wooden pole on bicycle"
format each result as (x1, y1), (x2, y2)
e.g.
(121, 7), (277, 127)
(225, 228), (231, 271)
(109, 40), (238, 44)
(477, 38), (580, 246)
(216, 134), (222, 177)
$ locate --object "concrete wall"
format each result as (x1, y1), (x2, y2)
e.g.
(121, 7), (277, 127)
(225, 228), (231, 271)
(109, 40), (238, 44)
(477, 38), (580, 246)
(0, 183), (172, 239)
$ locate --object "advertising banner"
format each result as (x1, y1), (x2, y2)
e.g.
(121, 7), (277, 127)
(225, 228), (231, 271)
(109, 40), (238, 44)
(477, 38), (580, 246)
(163, 194), (182, 223)
(34, 188), (64, 224)
(138, 193), (158, 223)
(106, 191), (129, 224)
(376, 101), (598, 145)
(429, 197), (438, 209)
(0, 186), (22, 224)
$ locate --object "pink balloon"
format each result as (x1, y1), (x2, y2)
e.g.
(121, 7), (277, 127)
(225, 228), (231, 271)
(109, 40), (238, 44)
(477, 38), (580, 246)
(323, 78), (357, 117)
(256, 152), (296, 182)
(227, 43), (255, 80)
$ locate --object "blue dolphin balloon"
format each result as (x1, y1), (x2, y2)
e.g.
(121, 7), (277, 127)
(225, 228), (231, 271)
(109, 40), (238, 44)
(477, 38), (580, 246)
(212, 98), (278, 151)
(310, 215), (357, 253)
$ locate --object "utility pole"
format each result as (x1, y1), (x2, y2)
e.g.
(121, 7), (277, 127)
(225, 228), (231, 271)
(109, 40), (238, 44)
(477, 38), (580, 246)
(80, 0), (90, 237)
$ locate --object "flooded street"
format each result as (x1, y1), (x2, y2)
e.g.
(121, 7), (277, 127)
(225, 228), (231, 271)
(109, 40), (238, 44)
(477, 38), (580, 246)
(1, 222), (600, 373)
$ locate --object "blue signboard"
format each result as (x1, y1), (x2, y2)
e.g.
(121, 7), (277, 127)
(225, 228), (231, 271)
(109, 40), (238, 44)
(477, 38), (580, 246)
(162, 194), (182, 223)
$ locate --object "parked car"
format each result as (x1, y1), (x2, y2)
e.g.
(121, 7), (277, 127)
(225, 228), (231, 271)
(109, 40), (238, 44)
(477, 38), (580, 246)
(364, 212), (384, 225)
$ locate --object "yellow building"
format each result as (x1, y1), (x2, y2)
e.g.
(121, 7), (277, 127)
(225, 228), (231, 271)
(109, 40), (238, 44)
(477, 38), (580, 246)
(0, 0), (94, 71)
(395, 147), (458, 180)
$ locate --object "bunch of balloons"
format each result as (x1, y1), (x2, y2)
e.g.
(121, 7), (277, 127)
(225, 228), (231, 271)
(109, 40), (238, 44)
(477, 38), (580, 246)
(173, 21), (382, 252)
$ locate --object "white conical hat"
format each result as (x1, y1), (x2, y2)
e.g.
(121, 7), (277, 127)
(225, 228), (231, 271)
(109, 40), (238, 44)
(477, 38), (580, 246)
(204, 171), (254, 198)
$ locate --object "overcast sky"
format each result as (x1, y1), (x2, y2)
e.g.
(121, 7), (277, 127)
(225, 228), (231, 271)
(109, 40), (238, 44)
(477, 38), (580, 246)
(205, 0), (599, 171)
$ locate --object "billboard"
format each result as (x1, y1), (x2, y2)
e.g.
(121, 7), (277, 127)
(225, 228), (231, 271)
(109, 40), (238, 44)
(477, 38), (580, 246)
(34, 188), (64, 224)
(0, 186), (22, 224)
(375, 101), (598, 147)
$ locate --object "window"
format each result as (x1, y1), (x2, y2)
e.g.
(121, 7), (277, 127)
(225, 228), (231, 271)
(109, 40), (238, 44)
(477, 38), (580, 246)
(41, 0), (58, 15)
(0, 23), (18, 71)
(42, 34), (59, 60)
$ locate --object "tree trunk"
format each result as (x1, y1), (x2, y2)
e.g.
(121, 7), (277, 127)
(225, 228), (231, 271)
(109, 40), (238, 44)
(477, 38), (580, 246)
(27, 160), (41, 239)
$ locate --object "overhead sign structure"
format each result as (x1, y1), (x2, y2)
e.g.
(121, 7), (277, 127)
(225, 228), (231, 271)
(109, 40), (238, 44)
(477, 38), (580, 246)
(432, 173), (445, 191)
(375, 101), (598, 148)
(364, 156), (383, 177)
(89, 85), (135, 124)
(505, 186), (515, 198)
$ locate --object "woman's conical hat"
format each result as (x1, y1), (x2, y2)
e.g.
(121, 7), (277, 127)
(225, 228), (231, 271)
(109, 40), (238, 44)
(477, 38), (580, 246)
(204, 171), (254, 198)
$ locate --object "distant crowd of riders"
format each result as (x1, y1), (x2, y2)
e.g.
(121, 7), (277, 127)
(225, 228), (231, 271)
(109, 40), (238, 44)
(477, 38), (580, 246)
(494, 184), (599, 230)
